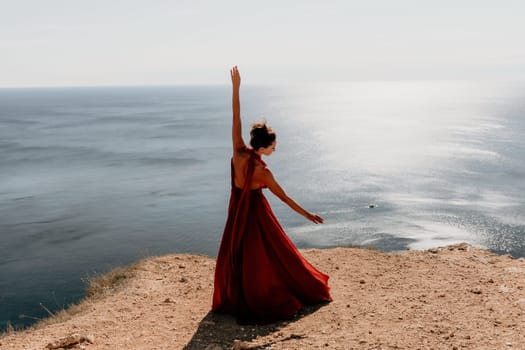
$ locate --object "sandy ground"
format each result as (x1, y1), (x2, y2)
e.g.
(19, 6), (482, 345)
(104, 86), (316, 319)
(1, 243), (525, 350)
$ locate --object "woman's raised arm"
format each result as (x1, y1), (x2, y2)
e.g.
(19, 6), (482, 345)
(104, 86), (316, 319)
(231, 66), (246, 152)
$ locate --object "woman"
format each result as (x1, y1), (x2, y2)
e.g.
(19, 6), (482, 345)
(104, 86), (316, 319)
(212, 66), (332, 323)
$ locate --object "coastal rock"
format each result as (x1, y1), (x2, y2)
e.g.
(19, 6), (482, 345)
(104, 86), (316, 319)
(3, 245), (525, 350)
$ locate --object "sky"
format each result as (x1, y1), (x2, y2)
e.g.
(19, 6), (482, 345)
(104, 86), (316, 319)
(1, 0), (524, 87)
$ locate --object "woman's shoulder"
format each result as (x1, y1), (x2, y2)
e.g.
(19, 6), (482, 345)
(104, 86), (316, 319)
(253, 160), (270, 178)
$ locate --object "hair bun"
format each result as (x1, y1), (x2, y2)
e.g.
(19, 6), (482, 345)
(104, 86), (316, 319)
(252, 122), (267, 130)
(250, 121), (276, 150)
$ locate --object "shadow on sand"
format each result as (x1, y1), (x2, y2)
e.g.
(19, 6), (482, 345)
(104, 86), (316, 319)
(182, 303), (328, 350)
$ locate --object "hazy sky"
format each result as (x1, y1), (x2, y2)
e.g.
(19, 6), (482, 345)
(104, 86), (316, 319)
(1, 0), (524, 87)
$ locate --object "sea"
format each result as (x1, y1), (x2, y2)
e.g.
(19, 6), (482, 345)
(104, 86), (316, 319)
(1, 81), (524, 331)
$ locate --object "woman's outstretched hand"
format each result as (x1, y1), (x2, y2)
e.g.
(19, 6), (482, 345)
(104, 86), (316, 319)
(306, 212), (324, 224)
(230, 66), (241, 89)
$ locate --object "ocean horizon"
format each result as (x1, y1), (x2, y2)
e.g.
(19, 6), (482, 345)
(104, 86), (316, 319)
(1, 81), (524, 331)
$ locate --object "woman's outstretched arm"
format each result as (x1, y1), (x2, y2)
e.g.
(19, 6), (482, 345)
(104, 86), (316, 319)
(261, 168), (324, 224)
(231, 66), (246, 152)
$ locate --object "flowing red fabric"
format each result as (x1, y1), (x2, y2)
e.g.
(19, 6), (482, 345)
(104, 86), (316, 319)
(212, 149), (332, 322)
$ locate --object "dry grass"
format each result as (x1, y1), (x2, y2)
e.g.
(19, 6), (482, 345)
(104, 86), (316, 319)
(342, 243), (381, 251)
(31, 302), (88, 330)
(1, 259), (145, 338)
(85, 264), (137, 298)
(33, 262), (140, 330)
(0, 322), (16, 337)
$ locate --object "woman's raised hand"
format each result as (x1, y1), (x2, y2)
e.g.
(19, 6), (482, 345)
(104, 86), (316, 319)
(230, 66), (241, 89)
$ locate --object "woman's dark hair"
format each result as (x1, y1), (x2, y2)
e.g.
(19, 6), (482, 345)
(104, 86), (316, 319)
(250, 122), (276, 150)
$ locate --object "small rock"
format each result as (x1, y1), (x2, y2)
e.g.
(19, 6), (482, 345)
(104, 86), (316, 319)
(232, 339), (250, 350)
(179, 277), (188, 283)
(499, 285), (513, 293)
(359, 279), (366, 284)
(457, 243), (470, 251)
(447, 243), (470, 251)
(469, 287), (482, 294)
(179, 264), (186, 269)
(506, 267), (525, 273)
(205, 344), (222, 350)
(471, 255), (488, 264)
(46, 334), (93, 349)
(83, 335), (95, 344)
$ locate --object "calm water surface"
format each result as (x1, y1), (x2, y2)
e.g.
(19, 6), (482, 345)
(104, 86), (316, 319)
(1, 81), (524, 330)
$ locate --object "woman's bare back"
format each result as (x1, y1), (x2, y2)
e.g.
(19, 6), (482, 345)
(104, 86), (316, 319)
(232, 150), (265, 190)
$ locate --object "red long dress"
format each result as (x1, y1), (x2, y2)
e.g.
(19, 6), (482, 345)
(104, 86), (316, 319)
(212, 149), (332, 322)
